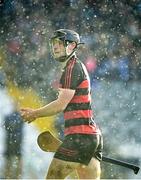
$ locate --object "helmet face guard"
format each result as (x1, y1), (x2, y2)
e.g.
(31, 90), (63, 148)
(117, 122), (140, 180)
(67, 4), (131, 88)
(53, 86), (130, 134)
(50, 37), (67, 62)
(50, 29), (84, 62)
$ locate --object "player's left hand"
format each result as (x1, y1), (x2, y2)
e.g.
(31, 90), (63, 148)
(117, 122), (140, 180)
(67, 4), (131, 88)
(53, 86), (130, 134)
(20, 108), (37, 123)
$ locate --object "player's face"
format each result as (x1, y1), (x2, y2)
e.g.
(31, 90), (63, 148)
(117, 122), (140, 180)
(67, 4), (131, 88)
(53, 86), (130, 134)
(51, 38), (66, 59)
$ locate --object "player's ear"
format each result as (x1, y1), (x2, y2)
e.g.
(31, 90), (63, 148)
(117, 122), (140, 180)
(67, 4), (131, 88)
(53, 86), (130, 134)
(72, 42), (77, 49)
(69, 42), (77, 50)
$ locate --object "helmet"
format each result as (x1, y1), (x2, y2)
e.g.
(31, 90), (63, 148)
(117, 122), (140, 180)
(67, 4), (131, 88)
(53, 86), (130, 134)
(51, 29), (83, 46)
(50, 29), (83, 62)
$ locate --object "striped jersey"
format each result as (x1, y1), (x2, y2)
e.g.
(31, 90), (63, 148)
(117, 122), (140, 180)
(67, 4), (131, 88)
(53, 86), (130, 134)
(59, 56), (101, 136)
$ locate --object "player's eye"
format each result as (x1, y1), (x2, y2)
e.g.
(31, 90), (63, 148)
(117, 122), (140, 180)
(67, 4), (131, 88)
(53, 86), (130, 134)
(51, 38), (63, 46)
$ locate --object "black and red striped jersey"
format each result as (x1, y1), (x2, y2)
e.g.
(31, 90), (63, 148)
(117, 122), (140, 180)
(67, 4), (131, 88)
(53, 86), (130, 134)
(59, 56), (101, 136)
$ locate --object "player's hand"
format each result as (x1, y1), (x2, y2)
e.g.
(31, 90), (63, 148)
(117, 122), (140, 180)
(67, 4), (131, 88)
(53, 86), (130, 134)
(20, 108), (37, 123)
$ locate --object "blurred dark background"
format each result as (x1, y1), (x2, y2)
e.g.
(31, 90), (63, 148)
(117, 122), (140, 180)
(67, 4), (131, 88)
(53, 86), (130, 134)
(0, 0), (141, 179)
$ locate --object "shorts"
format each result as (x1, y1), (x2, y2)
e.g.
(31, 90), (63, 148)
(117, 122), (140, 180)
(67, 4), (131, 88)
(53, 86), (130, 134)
(54, 133), (103, 165)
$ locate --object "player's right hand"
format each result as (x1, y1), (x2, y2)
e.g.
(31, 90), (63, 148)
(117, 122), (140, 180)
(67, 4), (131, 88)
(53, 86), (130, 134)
(20, 108), (37, 123)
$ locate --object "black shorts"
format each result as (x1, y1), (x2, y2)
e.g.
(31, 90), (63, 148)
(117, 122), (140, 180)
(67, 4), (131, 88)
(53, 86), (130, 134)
(54, 133), (103, 165)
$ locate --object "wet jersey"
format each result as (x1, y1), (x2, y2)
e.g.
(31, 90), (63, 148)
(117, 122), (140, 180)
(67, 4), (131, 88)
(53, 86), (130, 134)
(59, 56), (101, 136)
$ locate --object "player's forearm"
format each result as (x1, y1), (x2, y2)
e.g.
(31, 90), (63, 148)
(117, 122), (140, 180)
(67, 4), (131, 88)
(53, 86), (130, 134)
(34, 99), (65, 118)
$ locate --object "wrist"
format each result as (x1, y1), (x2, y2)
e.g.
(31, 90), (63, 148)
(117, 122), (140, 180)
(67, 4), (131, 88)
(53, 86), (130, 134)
(33, 109), (40, 119)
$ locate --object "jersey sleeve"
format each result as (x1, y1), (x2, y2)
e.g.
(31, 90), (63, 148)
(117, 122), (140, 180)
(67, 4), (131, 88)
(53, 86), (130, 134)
(60, 61), (83, 90)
